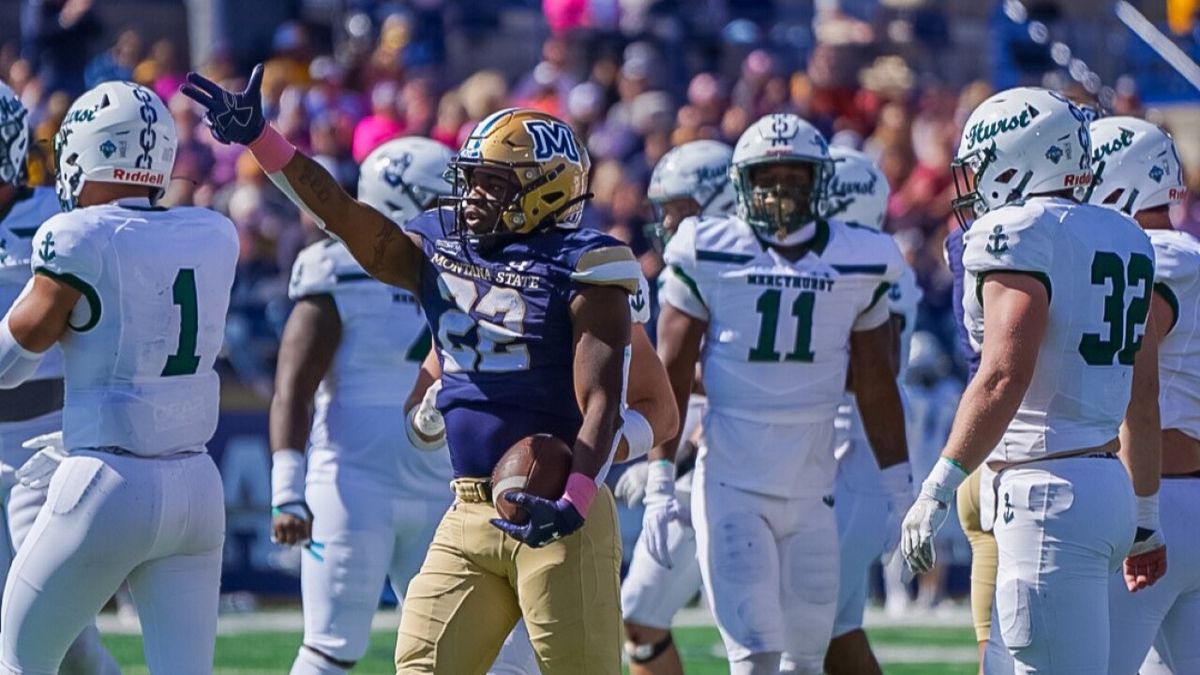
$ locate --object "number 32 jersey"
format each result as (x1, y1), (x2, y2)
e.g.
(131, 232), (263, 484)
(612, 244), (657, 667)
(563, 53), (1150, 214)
(963, 197), (1154, 464)
(31, 198), (238, 457)
(405, 209), (640, 479)
(660, 216), (903, 423)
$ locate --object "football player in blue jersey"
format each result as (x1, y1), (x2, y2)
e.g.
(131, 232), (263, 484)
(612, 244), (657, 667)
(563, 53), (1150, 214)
(184, 68), (644, 675)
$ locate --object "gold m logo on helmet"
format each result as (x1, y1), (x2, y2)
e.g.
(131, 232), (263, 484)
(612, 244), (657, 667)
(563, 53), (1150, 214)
(524, 120), (580, 163)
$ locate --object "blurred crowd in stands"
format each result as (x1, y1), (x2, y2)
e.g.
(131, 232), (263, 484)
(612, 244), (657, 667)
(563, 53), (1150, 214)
(4, 0), (1200, 402)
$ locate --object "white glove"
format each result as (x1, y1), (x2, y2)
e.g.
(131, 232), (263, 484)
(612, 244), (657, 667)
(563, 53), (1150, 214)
(407, 379), (446, 451)
(641, 460), (682, 569)
(613, 461), (649, 507)
(880, 462), (915, 565)
(17, 431), (68, 490)
(901, 457), (967, 574)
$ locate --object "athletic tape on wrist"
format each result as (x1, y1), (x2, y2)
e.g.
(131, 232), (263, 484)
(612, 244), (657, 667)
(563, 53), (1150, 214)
(271, 448), (306, 507)
(406, 407), (446, 451)
(921, 456), (968, 505)
(562, 472), (598, 517)
(620, 408), (654, 462)
(1136, 493), (1160, 530)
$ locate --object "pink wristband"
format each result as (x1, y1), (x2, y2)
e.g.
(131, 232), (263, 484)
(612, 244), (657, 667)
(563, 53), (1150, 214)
(248, 125), (296, 174)
(562, 472), (598, 517)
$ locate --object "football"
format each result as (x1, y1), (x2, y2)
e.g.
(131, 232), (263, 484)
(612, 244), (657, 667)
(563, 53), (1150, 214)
(491, 434), (573, 525)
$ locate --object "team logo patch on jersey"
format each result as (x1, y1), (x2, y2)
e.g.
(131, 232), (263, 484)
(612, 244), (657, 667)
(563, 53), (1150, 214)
(986, 225), (1009, 257)
(630, 285), (647, 313)
(38, 231), (55, 263)
(1002, 492), (1015, 524)
(435, 238), (462, 255)
(524, 120), (580, 163)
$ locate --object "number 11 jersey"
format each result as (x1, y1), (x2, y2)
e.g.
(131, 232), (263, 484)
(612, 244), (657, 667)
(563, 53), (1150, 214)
(31, 198), (238, 456)
(963, 197), (1155, 464)
(660, 215), (903, 424)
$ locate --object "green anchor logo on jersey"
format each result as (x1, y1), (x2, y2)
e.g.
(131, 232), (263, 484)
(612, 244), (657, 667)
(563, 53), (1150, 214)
(986, 225), (1009, 257)
(1002, 492), (1015, 524)
(38, 232), (56, 263)
(630, 286), (646, 314)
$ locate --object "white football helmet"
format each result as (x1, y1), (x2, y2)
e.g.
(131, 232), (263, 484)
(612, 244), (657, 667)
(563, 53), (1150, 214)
(827, 147), (890, 231)
(359, 136), (454, 226)
(0, 82), (29, 186)
(1086, 116), (1186, 215)
(952, 87), (1092, 227)
(646, 139), (735, 247)
(732, 113), (833, 246)
(54, 81), (176, 211)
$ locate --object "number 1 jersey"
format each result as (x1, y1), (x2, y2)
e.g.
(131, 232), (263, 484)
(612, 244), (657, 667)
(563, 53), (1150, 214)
(405, 208), (640, 479)
(30, 198), (238, 456)
(962, 197), (1155, 464)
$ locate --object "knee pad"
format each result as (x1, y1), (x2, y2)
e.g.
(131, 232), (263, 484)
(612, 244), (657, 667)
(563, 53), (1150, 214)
(624, 634), (674, 665)
(291, 644), (354, 675)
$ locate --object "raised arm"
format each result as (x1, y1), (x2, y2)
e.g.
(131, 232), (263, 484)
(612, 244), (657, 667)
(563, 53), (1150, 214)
(180, 66), (423, 291)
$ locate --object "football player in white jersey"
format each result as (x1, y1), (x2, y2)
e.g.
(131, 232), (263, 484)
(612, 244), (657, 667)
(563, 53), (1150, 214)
(655, 114), (912, 675)
(0, 80), (122, 675)
(901, 88), (1166, 675)
(1087, 117), (1200, 675)
(617, 139), (737, 675)
(819, 146), (920, 675)
(270, 137), (457, 675)
(0, 81), (237, 673)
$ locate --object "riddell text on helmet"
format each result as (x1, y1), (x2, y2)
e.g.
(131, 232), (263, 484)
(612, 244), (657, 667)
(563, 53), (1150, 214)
(111, 168), (165, 186)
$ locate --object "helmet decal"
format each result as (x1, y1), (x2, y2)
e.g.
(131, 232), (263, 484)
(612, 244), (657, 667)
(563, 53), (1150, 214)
(524, 119), (581, 163)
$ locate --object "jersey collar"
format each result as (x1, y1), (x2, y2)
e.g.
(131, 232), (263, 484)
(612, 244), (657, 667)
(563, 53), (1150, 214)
(112, 196), (162, 211)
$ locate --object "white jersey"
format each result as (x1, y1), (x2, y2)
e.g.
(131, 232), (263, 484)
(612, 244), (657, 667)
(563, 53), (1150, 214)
(661, 216), (904, 424)
(0, 187), (63, 382)
(1148, 229), (1200, 440)
(31, 198), (238, 457)
(836, 258), (923, 492)
(289, 240), (451, 498)
(963, 197), (1155, 464)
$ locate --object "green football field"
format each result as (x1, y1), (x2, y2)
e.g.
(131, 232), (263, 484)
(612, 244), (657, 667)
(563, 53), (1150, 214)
(100, 623), (980, 674)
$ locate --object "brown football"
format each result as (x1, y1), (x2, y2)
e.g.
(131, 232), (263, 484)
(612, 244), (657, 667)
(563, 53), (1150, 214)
(491, 434), (573, 525)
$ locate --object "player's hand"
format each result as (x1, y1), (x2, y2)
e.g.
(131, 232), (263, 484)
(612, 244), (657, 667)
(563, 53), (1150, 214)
(180, 64), (267, 145)
(641, 460), (681, 568)
(406, 379), (446, 451)
(614, 461), (649, 507)
(271, 502), (312, 546)
(900, 492), (950, 574)
(490, 492), (584, 548)
(882, 487), (915, 565)
(17, 431), (68, 490)
(1124, 528), (1167, 592)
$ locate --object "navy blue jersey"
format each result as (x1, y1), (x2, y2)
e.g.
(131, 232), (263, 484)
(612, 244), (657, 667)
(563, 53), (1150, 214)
(405, 209), (640, 478)
(945, 227), (980, 381)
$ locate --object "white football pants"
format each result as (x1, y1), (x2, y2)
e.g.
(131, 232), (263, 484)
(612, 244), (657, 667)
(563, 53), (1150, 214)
(1107, 477), (1200, 675)
(290, 481), (449, 671)
(693, 460), (839, 674)
(0, 450), (224, 675)
(0, 414), (120, 675)
(983, 456), (1135, 675)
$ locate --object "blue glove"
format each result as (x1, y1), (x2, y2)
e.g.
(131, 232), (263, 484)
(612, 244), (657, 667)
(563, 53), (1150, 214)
(180, 64), (266, 145)
(490, 492), (584, 548)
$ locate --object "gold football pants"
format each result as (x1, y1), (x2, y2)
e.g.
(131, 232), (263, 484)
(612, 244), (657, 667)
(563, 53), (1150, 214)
(395, 484), (622, 674)
(956, 467), (998, 643)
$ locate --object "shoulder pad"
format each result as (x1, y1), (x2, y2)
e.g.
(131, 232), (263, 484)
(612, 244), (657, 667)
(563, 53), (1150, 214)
(570, 240), (640, 294)
(1149, 230), (1200, 288)
(30, 211), (107, 287)
(825, 221), (904, 282)
(289, 239), (371, 299)
(402, 207), (452, 242)
(962, 201), (1054, 277)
